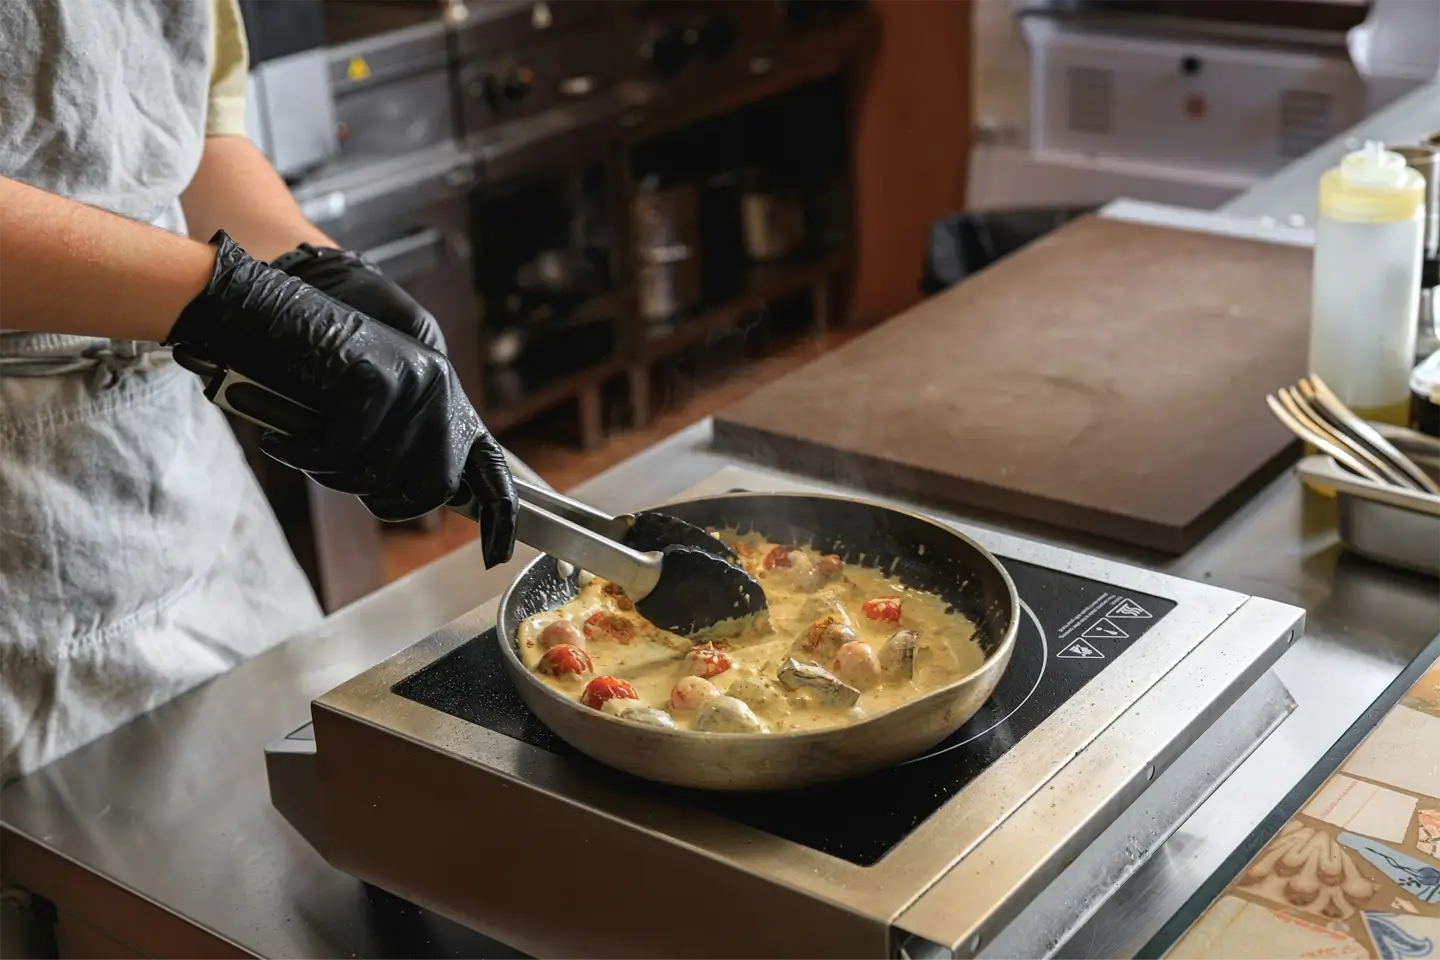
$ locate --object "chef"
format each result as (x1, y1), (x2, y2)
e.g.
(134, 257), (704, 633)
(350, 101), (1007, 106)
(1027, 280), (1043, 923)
(0, 0), (517, 783)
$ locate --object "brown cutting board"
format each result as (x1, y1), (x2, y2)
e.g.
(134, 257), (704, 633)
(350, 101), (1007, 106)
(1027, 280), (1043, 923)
(714, 215), (1311, 553)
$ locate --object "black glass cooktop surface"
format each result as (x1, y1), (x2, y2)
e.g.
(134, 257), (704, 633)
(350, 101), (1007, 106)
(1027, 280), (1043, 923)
(394, 557), (1174, 866)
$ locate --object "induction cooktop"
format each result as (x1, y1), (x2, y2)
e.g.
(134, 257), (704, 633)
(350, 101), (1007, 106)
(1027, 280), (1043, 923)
(270, 465), (1303, 960)
(393, 557), (1175, 866)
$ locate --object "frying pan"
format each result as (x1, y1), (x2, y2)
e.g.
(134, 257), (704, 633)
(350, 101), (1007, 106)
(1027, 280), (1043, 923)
(170, 357), (1019, 788)
(497, 491), (1020, 791)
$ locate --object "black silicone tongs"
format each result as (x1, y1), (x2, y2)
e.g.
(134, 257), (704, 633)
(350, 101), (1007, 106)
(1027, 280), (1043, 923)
(173, 351), (767, 636)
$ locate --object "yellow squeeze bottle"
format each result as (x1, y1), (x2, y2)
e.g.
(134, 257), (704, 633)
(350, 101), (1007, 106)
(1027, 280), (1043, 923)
(1309, 140), (1425, 426)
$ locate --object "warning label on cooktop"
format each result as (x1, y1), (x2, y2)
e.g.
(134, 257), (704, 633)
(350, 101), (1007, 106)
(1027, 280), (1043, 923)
(1059, 592), (1166, 643)
(1110, 598), (1152, 619)
(1057, 639), (1105, 660)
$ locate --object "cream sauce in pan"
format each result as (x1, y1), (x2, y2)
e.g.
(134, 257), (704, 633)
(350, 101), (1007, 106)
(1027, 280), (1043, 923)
(516, 532), (984, 734)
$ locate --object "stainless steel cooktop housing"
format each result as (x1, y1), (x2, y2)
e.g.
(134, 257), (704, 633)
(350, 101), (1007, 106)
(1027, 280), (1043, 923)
(267, 467), (1303, 959)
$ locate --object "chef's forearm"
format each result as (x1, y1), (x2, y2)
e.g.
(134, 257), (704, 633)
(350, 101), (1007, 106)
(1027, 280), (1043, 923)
(0, 175), (216, 343)
(180, 136), (335, 261)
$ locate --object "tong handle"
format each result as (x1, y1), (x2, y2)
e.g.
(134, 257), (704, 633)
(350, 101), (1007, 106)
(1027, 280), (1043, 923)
(513, 504), (661, 599)
(506, 480), (632, 541)
(186, 358), (628, 530)
(216, 371), (323, 435)
(181, 358), (662, 597)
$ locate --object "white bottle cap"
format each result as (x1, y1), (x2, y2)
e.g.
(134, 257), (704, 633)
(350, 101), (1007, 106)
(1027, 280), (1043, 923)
(1340, 141), (1411, 190)
(1320, 139), (1425, 223)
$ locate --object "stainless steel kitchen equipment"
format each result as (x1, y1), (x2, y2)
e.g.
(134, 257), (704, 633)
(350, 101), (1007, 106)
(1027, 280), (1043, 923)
(628, 0), (854, 92)
(969, 0), (1439, 211)
(238, 0), (340, 180)
(323, 17), (455, 171)
(1294, 427), (1440, 577)
(455, 6), (625, 137)
(632, 178), (702, 252)
(637, 247), (704, 321)
(266, 465), (1304, 959)
(742, 180), (808, 261)
(634, 178), (705, 320)
(496, 492), (1021, 790)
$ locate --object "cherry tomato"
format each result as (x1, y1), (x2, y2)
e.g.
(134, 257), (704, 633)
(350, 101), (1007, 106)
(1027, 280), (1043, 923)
(584, 611), (637, 643)
(763, 545), (796, 570)
(581, 675), (638, 711)
(538, 644), (593, 678)
(539, 620), (585, 651)
(685, 646), (735, 679)
(861, 596), (902, 623)
(817, 554), (844, 576)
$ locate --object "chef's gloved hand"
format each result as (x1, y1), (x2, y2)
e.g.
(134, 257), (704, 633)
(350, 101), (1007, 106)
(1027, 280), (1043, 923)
(272, 243), (447, 353)
(167, 231), (517, 568)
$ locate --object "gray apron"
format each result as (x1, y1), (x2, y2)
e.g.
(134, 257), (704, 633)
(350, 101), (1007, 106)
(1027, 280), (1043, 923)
(0, 1), (322, 783)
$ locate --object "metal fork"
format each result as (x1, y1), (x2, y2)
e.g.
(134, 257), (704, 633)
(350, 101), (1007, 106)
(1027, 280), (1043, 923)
(1300, 376), (1440, 495)
(1276, 386), (1414, 488)
(1265, 393), (1388, 485)
(1265, 376), (1440, 496)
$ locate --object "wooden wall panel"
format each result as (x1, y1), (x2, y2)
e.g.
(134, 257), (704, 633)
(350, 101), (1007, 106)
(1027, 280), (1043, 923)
(848, 0), (973, 326)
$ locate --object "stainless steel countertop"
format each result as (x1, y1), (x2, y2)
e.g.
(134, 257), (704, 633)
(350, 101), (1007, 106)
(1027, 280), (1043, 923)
(4, 424), (1437, 959)
(6, 83), (1440, 960)
(1219, 77), (1440, 227)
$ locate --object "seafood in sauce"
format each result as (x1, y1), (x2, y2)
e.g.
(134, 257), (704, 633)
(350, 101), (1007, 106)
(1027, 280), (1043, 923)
(515, 532), (985, 734)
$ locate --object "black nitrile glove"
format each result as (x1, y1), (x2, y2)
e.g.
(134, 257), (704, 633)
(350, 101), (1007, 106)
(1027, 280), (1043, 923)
(168, 231), (516, 568)
(273, 243), (447, 353)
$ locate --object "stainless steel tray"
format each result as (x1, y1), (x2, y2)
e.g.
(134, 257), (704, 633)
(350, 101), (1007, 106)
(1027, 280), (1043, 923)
(1295, 426), (1440, 577)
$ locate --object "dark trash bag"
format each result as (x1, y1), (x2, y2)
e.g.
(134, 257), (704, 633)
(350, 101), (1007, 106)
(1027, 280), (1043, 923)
(921, 206), (1096, 296)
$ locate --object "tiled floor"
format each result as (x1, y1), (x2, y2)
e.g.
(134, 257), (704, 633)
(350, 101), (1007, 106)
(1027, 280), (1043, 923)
(1165, 658), (1440, 959)
(380, 329), (854, 583)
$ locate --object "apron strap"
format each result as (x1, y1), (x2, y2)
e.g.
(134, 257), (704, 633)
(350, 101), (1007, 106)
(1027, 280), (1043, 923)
(0, 339), (169, 378)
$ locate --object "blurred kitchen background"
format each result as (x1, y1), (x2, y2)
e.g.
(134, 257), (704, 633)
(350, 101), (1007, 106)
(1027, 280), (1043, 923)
(235, 0), (1438, 609)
